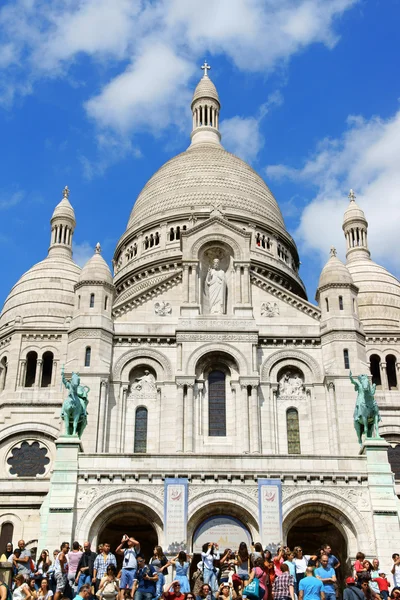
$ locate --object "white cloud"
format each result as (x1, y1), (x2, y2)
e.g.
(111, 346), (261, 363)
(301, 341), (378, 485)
(0, 189), (25, 210)
(73, 241), (94, 268)
(0, 0), (357, 132)
(79, 133), (142, 180)
(220, 116), (264, 163)
(266, 109), (400, 272)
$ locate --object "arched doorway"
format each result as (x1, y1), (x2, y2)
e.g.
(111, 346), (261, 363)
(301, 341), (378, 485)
(188, 501), (259, 583)
(285, 505), (351, 589)
(91, 502), (160, 566)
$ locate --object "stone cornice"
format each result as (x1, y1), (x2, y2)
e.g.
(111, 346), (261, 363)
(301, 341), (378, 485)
(75, 280), (114, 292)
(113, 271), (182, 317)
(182, 214), (251, 239)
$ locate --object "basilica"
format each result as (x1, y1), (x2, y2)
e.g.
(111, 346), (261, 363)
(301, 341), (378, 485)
(1, 66), (400, 574)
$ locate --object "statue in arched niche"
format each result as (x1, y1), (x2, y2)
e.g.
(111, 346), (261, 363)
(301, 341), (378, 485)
(278, 369), (305, 397)
(128, 367), (157, 399)
(206, 258), (227, 314)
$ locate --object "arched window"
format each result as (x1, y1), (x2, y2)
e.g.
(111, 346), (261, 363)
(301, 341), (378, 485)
(176, 226), (181, 240)
(25, 351), (38, 387)
(0, 356), (8, 391)
(89, 293), (95, 308)
(134, 407), (148, 453)
(104, 296), (108, 311)
(208, 370), (226, 437)
(84, 347), (91, 367)
(339, 296), (344, 310)
(370, 354), (382, 388)
(387, 355), (398, 390)
(0, 522), (14, 555)
(78, 295), (81, 309)
(325, 298), (329, 313)
(287, 408), (301, 454)
(169, 227), (175, 241)
(41, 351), (54, 387)
(343, 349), (350, 370)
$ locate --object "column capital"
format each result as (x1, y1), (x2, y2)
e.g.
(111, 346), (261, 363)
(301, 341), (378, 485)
(100, 379), (109, 387)
(239, 377), (259, 389)
(176, 377), (195, 387)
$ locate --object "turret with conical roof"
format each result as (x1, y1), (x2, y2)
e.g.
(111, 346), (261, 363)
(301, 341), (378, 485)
(49, 186), (76, 259)
(190, 61), (221, 146)
(342, 189), (370, 262)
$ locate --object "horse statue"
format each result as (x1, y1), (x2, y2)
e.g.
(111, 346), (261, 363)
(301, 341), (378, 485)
(60, 366), (90, 438)
(350, 371), (382, 444)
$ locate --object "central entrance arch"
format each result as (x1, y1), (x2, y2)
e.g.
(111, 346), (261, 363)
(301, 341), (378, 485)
(90, 501), (161, 564)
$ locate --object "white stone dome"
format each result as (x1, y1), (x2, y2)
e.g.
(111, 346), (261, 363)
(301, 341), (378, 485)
(0, 256), (80, 329)
(192, 76), (219, 105)
(347, 258), (400, 330)
(318, 252), (354, 289)
(127, 143), (286, 232)
(51, 197), (76, 223)
(79, 245), (113, 285)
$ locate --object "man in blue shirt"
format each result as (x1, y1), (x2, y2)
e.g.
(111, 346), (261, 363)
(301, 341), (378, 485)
(299, 567), (325, 600)
(315, 555), (337, 600)
(133, 554), (158, 600)
(322, 545), (340, 571)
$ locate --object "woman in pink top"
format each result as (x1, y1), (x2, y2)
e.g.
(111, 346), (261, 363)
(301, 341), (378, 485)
(67, 542), (83, 593)
(273, 548), (284, 577)
(248, 558), (269, 600)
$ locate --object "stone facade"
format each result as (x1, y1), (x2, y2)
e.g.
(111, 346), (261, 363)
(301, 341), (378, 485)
(1, 71), (400, 576)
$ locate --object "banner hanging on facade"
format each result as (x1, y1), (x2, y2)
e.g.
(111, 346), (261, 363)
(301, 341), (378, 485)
(164, 477), (188, 554)
(258, 478), (282, 552)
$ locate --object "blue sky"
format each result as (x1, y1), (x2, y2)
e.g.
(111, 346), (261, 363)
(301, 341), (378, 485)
(1, 0), (400, 308)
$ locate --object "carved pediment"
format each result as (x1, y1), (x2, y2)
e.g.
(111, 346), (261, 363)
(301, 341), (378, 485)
(112, 269), (182, 316)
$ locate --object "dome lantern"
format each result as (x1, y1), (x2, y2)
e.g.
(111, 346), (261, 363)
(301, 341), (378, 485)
(342, 189), (370, 262)
(49, 185), (76, 259)
(190, 61), (221, 146)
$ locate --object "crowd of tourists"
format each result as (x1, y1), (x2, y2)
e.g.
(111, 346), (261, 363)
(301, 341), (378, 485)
(1, 539), (400, 600)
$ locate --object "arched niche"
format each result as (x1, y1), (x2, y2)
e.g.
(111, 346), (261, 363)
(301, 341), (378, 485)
(198, 242), (234, 315)
(262, 349), (322, 384)
(114, 348), (173, 383)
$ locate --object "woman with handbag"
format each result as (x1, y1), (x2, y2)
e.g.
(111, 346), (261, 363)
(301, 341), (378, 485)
(96, 565), (119, 600)
(246, 558), (268, 600)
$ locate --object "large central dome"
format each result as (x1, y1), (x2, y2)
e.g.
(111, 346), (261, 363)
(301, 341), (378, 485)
(127, 142), (285, 231)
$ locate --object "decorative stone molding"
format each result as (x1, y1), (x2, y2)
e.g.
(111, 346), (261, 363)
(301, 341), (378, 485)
(186, 342), (249, 375)
(261, 349), (322, 383)
(0, 336), (12, 349)
(116, 269), (180, 306)
(321, 331), (365, 343)
(190, 232), (245, 261)
(177, 332), (258, 343)
(75, 280), (114, 292)
(154, 301), (172, 316)
(261, 302), (280, 317)
(21, 334), (62, 342)
(281, 485), (370, 511)
(179, 319), (255, 330)
(113, 273), (182, 316)
(113, 347), (173, 381)
(68, 329), (113, 343)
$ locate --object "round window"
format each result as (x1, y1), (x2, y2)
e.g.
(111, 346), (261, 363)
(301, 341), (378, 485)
(7, 440), (50, 477)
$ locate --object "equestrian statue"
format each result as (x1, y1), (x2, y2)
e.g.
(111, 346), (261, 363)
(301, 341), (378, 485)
(350, 371), (382, 445)
(60, 366), (90, 438)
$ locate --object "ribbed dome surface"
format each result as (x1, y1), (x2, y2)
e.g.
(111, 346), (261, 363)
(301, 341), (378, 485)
(347, 258), (400, 330)
(128, 143), (285, 231)
(192, 76), (219, 104)
(79, 252), (113, 285)
(318, 254), (354, 289)
(343, 200), (367, 224)
(0, 257), (80, 329)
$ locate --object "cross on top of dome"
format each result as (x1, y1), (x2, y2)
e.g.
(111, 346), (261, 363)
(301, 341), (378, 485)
(201, 60), (211, 78)
(63, 185), (70, 199)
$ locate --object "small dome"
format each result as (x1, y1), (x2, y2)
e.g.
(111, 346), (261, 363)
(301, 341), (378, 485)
(318, 248), (354, 289)
(0, 256), (80, 329)
(347, 258), (400, 331)
(51, 186), (76, 224)
(343, 190), (367, 226)
(192, 75), (220, 105)
(79, 243), (113, 285)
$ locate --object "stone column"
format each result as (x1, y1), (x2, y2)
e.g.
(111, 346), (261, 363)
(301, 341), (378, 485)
(182, 264), (189, 303)
(197, 381), (204, 435)
(184, 380), (195, 453)
(380, 362), (389, 391)
(117, 385), (128, 453)
(19, 360), (26, 387)
(327, 382), (340, 453)
(243, 264), (250, 304)
(175, 381), (185, 452)
(97, 379), (108, 453)
(234, 264), (242, 304)
(35, 359), (43, 388)
(240, 384), (250, 453)
(249, 384), (260, 454)
(51, 360), (58, 387)
(188, 265), (197, 303)
(0, 361), (7, 391)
